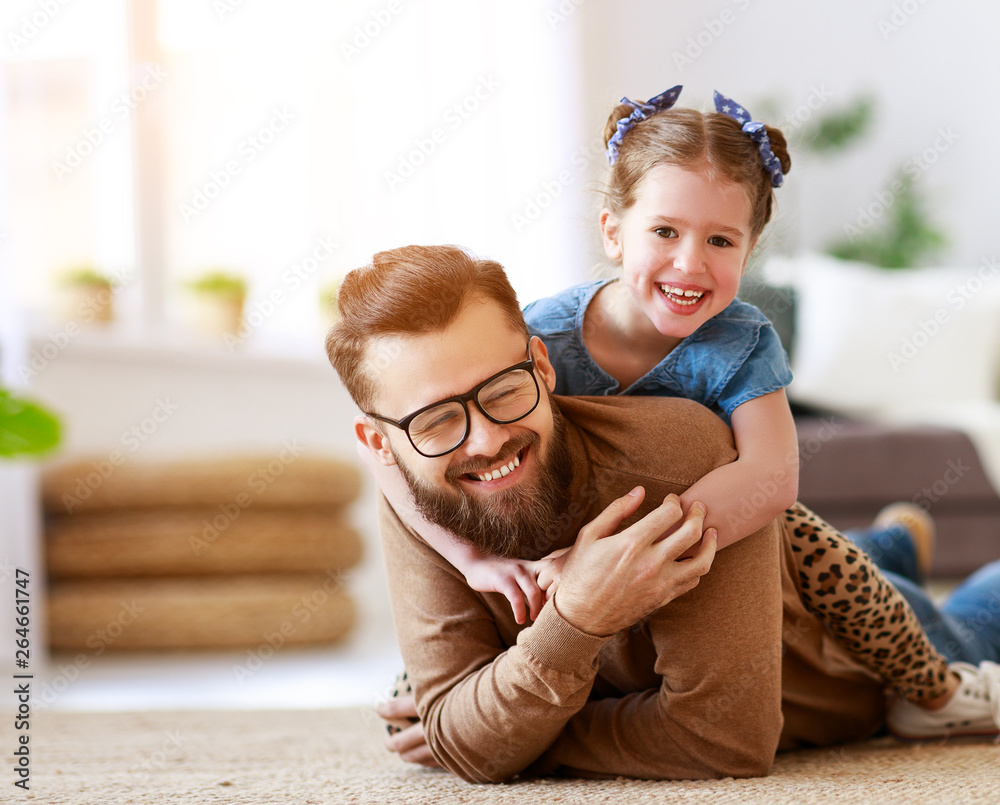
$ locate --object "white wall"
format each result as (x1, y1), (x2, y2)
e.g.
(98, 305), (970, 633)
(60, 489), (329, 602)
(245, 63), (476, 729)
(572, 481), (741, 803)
(5, 0), (997, 697)
(569, 0), (997, 268)
(13, 330), (390, 691)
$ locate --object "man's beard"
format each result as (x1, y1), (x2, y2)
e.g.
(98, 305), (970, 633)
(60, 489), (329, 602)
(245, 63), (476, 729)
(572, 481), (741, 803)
(394, 405), (573, 560)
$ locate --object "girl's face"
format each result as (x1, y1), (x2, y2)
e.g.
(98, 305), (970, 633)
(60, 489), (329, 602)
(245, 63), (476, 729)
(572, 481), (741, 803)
(601, 162), (756, 343)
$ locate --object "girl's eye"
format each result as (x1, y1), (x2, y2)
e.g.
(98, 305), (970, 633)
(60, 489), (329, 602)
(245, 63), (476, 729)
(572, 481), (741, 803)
(654, 227), (677, 238)
(708, 236), (733, 247)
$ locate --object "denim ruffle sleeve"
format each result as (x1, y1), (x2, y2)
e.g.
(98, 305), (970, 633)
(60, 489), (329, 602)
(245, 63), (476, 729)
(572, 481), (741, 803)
(677, 299), (792, 420)
(524, 280), (621, 397)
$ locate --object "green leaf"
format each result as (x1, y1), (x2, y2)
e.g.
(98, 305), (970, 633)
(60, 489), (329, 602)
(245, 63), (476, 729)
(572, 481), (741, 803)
(800, 96), (875, 155)
(0, 388), (62, 458)
(825, 169), (947, 269)
(185, 270), (247, 297)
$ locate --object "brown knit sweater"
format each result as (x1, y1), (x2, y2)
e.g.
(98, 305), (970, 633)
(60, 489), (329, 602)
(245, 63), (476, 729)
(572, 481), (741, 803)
(380, 395), (885, 782)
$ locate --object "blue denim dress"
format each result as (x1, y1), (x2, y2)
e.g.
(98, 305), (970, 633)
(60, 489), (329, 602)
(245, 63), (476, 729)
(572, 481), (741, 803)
(524, 279), (792, 426)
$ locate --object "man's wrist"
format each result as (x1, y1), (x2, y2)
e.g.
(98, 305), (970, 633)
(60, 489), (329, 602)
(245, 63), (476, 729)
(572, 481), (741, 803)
(518, 598), (610, 674)
(552, 588), (606, 637)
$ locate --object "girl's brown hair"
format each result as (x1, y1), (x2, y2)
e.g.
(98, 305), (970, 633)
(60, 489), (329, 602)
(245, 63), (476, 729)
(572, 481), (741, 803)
(602, 103), (791, 241)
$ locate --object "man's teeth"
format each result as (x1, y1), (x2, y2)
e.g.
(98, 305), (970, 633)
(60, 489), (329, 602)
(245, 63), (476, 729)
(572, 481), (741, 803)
(659, 285), (705, 305)
(473, 454), (520, 482)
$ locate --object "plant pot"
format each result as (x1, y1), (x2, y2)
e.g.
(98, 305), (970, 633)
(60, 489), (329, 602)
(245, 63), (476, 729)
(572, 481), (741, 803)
(187, 293), (246, 339)
(58, 281), (114, 325)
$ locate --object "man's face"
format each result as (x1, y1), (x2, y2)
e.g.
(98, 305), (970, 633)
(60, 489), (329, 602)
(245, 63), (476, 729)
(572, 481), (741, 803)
(358, 296), (570, 558)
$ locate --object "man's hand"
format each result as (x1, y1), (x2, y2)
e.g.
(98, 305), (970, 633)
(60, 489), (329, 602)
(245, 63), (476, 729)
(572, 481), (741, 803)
(553, 487), (717, 637)
(464, 556), (545, 625)
(376, 695), (440, 768)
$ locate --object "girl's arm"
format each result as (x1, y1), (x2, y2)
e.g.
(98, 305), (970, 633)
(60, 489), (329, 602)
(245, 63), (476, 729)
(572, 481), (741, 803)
(356, 441), (545, 624)
(678, 389), (799, 550)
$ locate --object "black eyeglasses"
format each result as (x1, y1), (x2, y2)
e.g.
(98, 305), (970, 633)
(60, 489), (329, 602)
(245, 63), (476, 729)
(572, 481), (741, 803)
(364, 343), (540, 458)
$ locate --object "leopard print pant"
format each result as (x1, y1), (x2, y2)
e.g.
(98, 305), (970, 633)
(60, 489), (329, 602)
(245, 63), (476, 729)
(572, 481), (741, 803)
(784, 502), (952, 701)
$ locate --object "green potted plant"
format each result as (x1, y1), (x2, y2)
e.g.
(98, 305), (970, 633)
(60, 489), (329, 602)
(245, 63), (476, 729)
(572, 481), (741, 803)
(826, 170), (947, 269)
(184, 270), (248, 338)
(57, 266), (115, 325)
(0, 386), (61, 459)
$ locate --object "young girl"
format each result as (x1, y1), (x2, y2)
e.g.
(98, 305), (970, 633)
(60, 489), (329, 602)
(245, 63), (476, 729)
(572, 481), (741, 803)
(369, 86), (984, 732)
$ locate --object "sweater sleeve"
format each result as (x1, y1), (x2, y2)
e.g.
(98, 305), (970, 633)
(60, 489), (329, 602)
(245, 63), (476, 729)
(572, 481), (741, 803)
(379, 496), (611, 783)
(533, 523), (786, 780)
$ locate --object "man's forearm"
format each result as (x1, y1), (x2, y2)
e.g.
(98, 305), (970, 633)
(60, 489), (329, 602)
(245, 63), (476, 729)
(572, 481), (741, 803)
(534, 527), (786, 780)
(381, 498), (610, 782)
(420, 603), (609, 782)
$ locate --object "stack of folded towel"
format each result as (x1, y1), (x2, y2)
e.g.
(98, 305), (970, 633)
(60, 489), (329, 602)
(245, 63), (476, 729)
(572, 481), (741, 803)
(41, 451), (363, 651)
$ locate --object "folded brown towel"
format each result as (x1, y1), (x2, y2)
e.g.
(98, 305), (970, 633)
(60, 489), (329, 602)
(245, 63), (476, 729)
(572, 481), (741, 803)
(42, 451), (363, 514)
(46, 509), (364, 579)
(48, 575), (356, 650)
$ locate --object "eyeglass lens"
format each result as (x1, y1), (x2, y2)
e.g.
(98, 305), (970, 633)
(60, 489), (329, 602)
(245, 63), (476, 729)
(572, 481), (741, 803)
(408, 368), (537, 456)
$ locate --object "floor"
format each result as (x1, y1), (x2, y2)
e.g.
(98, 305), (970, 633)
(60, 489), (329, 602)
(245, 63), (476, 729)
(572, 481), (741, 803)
(35, 513), (406, 713)
(37, 607), (404, 712)
(43, 586), (959, 714)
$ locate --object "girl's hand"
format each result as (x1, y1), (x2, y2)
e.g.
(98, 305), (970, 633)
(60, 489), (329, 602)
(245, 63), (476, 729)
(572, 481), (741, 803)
(535, 546), (572, 602)
(464, 555), (545, 625)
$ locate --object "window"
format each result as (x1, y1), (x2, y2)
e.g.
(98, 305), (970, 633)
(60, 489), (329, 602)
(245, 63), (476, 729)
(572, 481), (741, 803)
(3, 1), (587, 352)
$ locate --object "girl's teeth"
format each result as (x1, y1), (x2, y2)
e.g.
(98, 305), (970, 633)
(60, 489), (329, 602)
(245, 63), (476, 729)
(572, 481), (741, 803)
(659, 285), (705, 305)
(474, 453), (520, 482)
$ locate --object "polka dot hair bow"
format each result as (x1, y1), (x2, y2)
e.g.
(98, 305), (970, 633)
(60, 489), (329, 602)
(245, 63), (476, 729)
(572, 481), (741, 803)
(606, 84), (683, 166)
(713, 91), (784, 187)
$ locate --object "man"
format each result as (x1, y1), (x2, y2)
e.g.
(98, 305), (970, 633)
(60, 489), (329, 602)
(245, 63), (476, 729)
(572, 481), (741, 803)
(326, 245), (999, 782)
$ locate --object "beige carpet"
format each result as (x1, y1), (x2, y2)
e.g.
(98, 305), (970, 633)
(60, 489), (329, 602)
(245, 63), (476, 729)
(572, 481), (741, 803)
(11, 707), (998, 804)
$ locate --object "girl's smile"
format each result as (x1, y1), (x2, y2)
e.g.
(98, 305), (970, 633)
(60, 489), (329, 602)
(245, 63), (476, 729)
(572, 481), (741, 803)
(599, 162), (756, 349)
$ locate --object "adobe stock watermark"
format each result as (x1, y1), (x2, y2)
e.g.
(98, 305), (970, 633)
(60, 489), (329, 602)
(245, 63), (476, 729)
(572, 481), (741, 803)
(6, 0), (71, 54)
(179, 107), (296, 222)
(128, 730), (185, 781)
(341, 0), (404, 62)
(692, 614), (814, 729)
(509, 134), (605, 234)
(189, 439), (304, 556)
(887, 255), (999, 371)
(17, 267), (137, 383)
(223, 237), (339, 351)
(59, 397), (181, 513)
(911, 457), (972, 511)
(878, 0), (932, 39)
(776, 84), (835, 138)
(230, 568), (348, 682)
(842, 126), (959, 242)
(797, 416), (845, 467)
(214, 0), (249, 20)
(383, 75), (502, 191)
(545, 0), (588, 28)
(673, 0), (754, 71)
(33, 599), (145, 706)
(51, 65), (168, 182)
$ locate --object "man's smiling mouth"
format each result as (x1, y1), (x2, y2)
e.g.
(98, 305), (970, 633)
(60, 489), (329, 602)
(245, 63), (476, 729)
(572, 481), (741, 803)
(469, 452), (521, 482)
(456, 446), (528, 484)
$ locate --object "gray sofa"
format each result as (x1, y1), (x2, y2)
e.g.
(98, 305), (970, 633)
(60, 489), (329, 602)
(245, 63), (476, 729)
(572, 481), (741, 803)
(741, 273), (1000, 579)
(794, 407), (1000, 578)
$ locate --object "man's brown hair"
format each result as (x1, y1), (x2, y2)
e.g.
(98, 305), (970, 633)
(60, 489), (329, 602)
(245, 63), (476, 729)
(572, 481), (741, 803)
(326, 244), (528, 412)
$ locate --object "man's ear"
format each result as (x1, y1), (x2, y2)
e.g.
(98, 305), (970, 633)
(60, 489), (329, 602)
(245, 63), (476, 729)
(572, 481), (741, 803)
(530, 336), (557, 393)
(354, 414), (397, 466)
(600, 208), (623, 261)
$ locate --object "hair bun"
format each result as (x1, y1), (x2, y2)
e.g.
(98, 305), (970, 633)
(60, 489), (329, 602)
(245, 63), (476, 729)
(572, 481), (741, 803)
(603, 102), (637, 149)
(765, 124), (791, 177)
